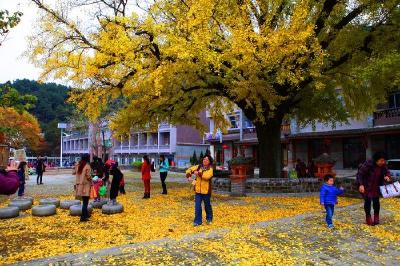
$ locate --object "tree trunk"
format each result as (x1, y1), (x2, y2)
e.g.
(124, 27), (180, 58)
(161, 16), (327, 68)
(255, 117), (283, 178)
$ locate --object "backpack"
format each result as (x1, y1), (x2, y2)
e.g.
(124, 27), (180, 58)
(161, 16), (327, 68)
(151, 162), (155, 172)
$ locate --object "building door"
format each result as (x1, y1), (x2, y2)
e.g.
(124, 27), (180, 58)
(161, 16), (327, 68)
(387, 134), (400, 159)
(343, 138), (366, 169)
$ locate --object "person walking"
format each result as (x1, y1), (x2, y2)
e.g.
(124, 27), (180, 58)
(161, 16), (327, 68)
(186, 155), (214, 226)
(320, 175), (345, 229)
(141, 155), (151, 199)
(36, 156), (45, 185)
(356, 152), (391, 226)
(159, 155), (169, 194)
(73, 154), (92, 222)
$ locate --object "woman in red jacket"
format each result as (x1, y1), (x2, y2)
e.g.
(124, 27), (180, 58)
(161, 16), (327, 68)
(141, 155), (151, 199)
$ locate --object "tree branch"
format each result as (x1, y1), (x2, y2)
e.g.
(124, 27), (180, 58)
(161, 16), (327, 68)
(314, 0), (340, 36)
(31, 0), (100, 51)
(320, 4), (366, 49)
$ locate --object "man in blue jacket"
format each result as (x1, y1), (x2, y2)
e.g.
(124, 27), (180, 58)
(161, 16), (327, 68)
(320, 175), (344, 229)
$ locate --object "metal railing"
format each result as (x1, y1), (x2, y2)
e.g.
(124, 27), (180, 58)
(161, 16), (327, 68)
(374, 107), (400, 119)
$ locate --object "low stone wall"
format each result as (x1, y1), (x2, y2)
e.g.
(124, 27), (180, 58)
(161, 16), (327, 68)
(212, 176), (400, 197)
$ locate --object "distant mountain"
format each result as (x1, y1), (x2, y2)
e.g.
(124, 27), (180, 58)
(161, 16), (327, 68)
(2, 79), (74, 156)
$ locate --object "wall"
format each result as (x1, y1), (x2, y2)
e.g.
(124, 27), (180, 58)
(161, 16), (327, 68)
(331, 139), (344, 169)
(294, 118), (370, 134)
(176, 111), (210, 144)
(212, 176), (400, 197)
(294, 141), (308, 162)
(175, 144), (210, 168)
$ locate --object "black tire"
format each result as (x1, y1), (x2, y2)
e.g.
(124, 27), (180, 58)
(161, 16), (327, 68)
(69, 204), (93, 216)
(60, 200), (81, 210)
(39, 198), (60, 207)
(32, 205), (57, 217)
(0, 207), (20, 219)
(12, 196), (34, 204)
(8, 200), (32, 211)
(102, 203), (124, 215)
(91, 200), (108, 209)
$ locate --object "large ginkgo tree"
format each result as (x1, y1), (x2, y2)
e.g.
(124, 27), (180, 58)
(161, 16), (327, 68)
(29, 0), (400, 177)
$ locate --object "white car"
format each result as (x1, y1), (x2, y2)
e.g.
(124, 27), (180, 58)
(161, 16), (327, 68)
(387, 159), (400, 178)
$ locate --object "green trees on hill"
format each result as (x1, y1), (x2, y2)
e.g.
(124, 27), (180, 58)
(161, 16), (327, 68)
(1, 79), (73, 155)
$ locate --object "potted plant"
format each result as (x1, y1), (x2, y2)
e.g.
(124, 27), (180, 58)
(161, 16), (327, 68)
(131, 161), (143, 172)
(313, 153), (336, 180)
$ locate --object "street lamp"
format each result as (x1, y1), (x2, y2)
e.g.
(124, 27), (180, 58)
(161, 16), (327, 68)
(57, 123), (67, 168)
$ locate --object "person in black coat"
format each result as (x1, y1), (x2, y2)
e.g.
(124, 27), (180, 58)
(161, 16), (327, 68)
(109, 162), (123, 204)
(36, 157), (45, 185)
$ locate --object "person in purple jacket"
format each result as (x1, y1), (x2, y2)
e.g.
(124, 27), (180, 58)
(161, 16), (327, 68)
(356, 152), (391, 226)
(320, 175), (344, 229)
(0, 160), (20, 195)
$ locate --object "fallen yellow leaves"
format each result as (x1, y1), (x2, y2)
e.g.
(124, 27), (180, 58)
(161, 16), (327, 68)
(0, 189), (359, 264)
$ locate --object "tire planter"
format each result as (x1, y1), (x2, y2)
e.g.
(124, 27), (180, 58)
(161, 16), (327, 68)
(102, 203), (124, 215)
(8, 200), (32, 211)
(39, 198), (60, 207)
(0, 207), (20, 219)
(60, 200), (81, 210)
(32, 205), (57, 217)
(69, 204), (93, 216)
(12, 196), (34, 204)
(91, 200), (108, 209)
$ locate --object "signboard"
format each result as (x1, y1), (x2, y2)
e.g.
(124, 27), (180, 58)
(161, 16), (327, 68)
(57, 123), (67, 129)
(14, 149), (27, 162)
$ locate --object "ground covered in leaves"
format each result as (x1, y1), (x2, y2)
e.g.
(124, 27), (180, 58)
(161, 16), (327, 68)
(0, 172), (399, 265)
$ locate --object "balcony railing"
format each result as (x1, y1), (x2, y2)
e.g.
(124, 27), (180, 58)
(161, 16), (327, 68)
(159, 123), (171, 129)
(243, 127), (256, 134)
(374, 107), (400, 120)
(113, 144), (170, 153)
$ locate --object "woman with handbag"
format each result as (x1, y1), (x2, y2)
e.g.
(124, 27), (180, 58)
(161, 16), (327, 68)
(73, 154), (92, 222)
(356, 152), (391, 226)
(186, 155), (214, 226)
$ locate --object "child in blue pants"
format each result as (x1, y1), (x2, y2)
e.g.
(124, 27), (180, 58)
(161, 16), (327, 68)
(320, 175), (344, 229)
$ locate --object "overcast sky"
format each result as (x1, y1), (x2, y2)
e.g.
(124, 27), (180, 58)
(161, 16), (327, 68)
(0, 0), (42, 83)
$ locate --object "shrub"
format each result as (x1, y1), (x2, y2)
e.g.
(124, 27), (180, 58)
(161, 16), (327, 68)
(229, 156), (254, 166)
(131, 161), (143, 169)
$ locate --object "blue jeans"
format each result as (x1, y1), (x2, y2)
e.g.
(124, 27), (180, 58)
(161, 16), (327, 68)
(194, 193), (213, 225)
(18, 182), (25, 196)
(81, 196), (90, 220)
(324, 204), (335, 226)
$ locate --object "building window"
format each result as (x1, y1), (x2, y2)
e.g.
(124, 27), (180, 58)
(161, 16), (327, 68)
(388, 92), (400, 109)
(243, 118), (254, 128)
(228, 115), (239, 129)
